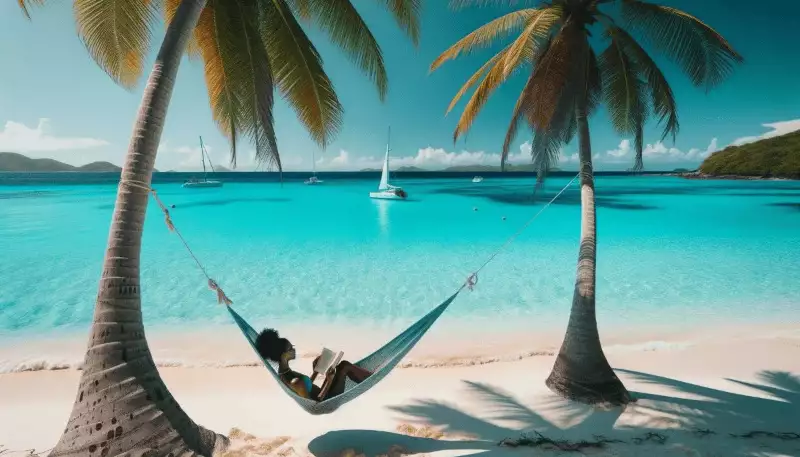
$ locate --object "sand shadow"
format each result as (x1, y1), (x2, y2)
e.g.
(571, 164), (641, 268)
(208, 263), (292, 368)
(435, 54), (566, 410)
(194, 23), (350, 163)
(617, 369), (800, 434)
(309, 371), (800, 457)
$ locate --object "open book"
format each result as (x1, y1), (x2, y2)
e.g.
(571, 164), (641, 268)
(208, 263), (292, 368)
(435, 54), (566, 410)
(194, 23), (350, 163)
(313, 347), (344, 375)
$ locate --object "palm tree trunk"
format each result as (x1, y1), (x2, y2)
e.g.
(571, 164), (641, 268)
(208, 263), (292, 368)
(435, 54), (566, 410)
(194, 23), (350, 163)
(49, 1), (228, 456)
(544, 103), (632, 406)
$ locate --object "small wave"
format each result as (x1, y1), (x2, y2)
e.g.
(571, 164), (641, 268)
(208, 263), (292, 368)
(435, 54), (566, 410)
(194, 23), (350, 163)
(0, 359), (76, 373)
(0, 350), (556, 374)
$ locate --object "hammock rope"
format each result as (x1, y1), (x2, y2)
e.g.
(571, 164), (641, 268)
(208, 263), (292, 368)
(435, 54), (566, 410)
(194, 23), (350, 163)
(125, 173), (578, 305)
(119, 174), (578, 414)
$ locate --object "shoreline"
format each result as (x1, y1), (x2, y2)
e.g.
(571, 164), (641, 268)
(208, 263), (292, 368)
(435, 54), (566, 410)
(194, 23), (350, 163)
(666, 171), (798, 181)
(2, 320), (797, 374)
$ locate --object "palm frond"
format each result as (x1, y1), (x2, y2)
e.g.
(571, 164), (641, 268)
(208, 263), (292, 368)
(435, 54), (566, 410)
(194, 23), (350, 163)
(164, 0), (203, 59)
(528, 34), (587, 191)
(452, 45), (515, 142)
(194, 1), (246, 161)
(73, 0), (159, 89)
(609, 25), (678, 142)
(620, 0), (743, 90)
(446, 45), (510, 116)
(501, 6), (561, 77)
(599, 28), (649, 137)
(504, 25), (587, 186)
(232, 0), (280, 170)
(430, 8), (540, 72)
(632, 123), (644, 172)
(18, 0), (45, 19)
(297, 0), (388, 101)
(286, 0), (312, 20)
(519, 21), (581, 132)
(585, 47), (602, 117)
(500, 36), (553, 169)
(262, 0), (343, 148)
(377, 0), (422, 47)
(600, 28), (650, 171)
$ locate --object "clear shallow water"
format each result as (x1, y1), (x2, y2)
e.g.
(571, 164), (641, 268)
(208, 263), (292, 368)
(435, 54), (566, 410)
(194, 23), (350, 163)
(1, 175), (799, 357)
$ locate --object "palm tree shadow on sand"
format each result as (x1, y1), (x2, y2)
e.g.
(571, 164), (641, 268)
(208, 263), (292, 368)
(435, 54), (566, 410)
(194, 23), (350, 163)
(308, 372), (800, 457)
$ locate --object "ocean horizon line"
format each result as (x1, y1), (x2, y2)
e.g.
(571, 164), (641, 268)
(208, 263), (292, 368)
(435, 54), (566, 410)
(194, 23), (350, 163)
(0, 169), (677, 186)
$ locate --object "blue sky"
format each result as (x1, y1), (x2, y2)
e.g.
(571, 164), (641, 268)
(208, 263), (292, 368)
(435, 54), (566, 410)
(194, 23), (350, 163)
(1, 0), (798, 172)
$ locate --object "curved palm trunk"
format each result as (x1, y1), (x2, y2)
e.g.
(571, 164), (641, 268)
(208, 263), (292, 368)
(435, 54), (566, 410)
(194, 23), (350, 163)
(544, 104), (632, 406)
(49, 1), (228, 456)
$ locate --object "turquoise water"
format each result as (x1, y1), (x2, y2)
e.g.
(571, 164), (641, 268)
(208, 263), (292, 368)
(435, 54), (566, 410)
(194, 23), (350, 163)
(1, 176), (799, 344)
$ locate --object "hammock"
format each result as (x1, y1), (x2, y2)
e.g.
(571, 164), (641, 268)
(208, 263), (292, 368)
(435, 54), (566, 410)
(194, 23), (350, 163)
(135, 174), (578, 415)
(226, 292), (459, 415)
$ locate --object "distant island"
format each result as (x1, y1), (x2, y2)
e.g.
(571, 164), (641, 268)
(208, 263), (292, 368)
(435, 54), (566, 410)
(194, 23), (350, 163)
(360, 164), (561, 173)
(0, 152), (124, 172)
(689, 130), (800, 180)
(0, 152), (167, 173)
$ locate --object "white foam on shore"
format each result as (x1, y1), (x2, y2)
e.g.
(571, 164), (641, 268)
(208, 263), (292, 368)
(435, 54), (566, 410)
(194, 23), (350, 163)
(2, 320), (797, 374)
(0, 350), (562, 374)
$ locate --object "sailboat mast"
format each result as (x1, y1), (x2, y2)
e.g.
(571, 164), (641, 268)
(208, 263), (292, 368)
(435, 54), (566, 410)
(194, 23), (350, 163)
(312, 149), (316, 177)
(386, 126), (391, 180)
(199, 136), (207, 178)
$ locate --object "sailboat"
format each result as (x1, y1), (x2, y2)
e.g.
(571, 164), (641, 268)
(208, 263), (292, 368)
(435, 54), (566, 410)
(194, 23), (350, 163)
(369, 127), (407, 200)
(182, 136), (223, 188)
(305, 149), (323, 185)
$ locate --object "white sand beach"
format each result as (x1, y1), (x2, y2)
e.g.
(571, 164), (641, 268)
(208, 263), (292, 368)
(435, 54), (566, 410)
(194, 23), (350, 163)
(1, 324), (799, 457)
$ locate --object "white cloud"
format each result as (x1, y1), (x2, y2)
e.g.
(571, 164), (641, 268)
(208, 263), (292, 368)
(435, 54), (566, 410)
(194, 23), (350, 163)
(156, 141), (251, 172)
(590, 137), (719, 166)
(314, 143), (533, 171)
(731, 119), (800, 146)
(0, 118), (109, 153)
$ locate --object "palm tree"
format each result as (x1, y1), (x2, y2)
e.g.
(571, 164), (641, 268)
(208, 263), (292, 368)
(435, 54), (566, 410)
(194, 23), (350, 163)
(432, 0), (740, 405)
(19, 0), (421, 455)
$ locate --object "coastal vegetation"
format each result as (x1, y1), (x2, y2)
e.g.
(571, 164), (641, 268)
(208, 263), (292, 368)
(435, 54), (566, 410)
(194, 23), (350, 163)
(432, 0), (741, 405)
(698, 130), (800, 179)
(19, 0), (421, 455)
(0, 152), (122, 172)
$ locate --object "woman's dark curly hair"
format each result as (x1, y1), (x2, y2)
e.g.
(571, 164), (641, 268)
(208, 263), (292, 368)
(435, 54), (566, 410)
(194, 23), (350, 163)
(255, 328), (290, 362)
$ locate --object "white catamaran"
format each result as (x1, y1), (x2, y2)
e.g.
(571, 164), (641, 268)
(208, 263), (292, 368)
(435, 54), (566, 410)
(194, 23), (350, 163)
(369, 127), (407, 200)
(183, 136), (223, 188)
(305, 149), (323, 185)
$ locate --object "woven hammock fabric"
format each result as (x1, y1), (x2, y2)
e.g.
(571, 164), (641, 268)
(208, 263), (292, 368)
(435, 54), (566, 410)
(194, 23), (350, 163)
(226, 291), (461, 415)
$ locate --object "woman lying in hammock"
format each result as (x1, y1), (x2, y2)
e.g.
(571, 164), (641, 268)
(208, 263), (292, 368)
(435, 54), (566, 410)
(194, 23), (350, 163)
(255, 328), (373, 401)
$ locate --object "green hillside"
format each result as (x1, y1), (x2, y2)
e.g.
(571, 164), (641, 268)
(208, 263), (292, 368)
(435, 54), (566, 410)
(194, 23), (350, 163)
(0, 152), (122, 172)
(699, 130), (800, 179)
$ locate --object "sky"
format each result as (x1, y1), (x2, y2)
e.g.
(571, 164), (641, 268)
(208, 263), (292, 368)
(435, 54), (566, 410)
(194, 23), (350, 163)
(0, 0), (798, 172)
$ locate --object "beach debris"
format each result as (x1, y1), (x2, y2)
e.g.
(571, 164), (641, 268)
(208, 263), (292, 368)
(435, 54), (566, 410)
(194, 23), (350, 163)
(691, 428), (717, 438)
(396, 423), (444, 439)
(223, 429), (292, 457)
(0, 446), (52, 456)
(499, 432), (624, 451)
(729, 431), (800, 440)
(632, 432), (668, 445)
(228, 428), (258, 441)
